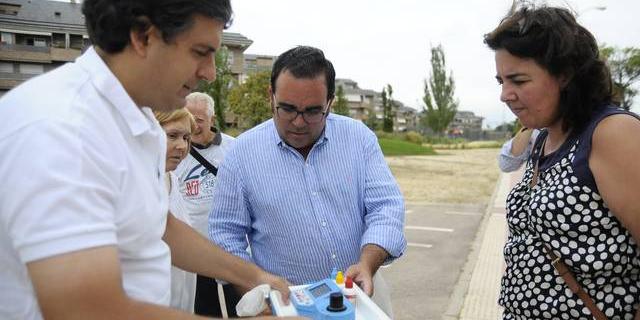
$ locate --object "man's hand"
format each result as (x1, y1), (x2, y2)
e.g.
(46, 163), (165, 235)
(345, 262), (375, 296)
(345, 244), (390, 296)
(256, 271), (291, 304)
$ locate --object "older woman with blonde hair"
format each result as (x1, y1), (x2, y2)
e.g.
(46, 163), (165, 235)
(154, 108), (197, 313)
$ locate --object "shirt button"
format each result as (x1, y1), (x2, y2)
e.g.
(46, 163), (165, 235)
(331, 254), (337, 259)
(321, 221), (327, 227)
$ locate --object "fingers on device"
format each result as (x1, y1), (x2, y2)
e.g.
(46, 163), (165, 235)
(272, 279), (355, 320)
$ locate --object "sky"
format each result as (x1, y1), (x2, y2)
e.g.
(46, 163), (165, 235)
(225, 0), (640, 128)
(55, 0), (640, 128)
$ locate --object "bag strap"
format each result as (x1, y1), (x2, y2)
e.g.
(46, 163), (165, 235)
(541, 244), (608, 320)
(189, 146), (218, 176)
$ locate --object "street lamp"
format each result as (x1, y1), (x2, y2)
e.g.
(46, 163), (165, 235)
(577, 5), (606, 17)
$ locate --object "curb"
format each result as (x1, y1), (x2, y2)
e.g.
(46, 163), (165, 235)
(441, 172), (505, 320)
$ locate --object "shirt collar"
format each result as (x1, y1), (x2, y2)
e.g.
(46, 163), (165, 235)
(193, 127), (222, 149)
(76, 46), (154, 137)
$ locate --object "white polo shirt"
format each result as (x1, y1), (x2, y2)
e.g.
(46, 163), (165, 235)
(0, 47), (171, 319)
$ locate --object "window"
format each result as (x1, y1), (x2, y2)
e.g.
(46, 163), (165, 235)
(19, 64), (44, 75)
(0, 62), (13, 73)
(34, 38), (46, 47)
(0, 3), (20, 15)
(69, 34), (83, 49)
(52, 33), (65, 48)
(226, 50), (234, 66)
(25, 37), (47, 47)
(1, 32), (13, 44)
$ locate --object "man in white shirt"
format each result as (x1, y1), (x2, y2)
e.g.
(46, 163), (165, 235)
(173, 92), (239, 316)
(0, 1), (297, 319)
(177, 92), (235, 239)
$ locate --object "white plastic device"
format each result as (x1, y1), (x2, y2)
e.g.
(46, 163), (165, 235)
(269, 280), (391, 320)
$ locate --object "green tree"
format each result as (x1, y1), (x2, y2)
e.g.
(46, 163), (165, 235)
(381, 84), (395, 133)
(228, 71), (271, 129)
(197, 46), (234, 130)
(600, 45), (640, 110)
(333, 85), (350, 116)
(365, 107), (379, 130)
(421, 44), (458, 136)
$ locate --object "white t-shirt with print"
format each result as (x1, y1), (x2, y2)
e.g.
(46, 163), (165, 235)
(173, 133), (235, 238)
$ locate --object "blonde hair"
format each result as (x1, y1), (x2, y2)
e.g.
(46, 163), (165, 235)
(154, 108), (196, 133)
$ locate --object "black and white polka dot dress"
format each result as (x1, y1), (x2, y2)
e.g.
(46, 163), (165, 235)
(500, 106), (640, 319)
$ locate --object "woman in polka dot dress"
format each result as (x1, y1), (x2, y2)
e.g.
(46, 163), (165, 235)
(485, 5), (640, 320)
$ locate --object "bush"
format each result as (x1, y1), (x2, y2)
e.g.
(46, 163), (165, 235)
(404, 131), (423, 145)
(374, 130), (425, 145)
(374, 130), (395, 139)
(423, 136), (467, 145)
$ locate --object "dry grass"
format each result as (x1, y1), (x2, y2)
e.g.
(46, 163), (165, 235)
(386, 148), (501, 204)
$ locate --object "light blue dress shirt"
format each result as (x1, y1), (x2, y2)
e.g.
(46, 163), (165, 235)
(209, 114), (406, 285)
(497, 129), (539, 172)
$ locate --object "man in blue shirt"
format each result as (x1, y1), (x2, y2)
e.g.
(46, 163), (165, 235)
(209, 46), (406, 315)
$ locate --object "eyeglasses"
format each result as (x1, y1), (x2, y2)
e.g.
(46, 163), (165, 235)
(275, 104), (329, 124)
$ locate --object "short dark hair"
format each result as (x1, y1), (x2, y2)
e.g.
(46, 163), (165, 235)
(484, 5), (612, 132)
(271, 46), (336, 101)
(82, 0), (233, 54)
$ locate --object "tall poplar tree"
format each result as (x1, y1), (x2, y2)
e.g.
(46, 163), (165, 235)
(382, 84), (395, 133)
(421, 44), (458, 136)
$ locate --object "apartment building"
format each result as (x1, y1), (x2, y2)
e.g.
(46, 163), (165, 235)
(0, 0), (87, 97)
(448, 110), (484, 139)
(336, 78), (378, 122)
(242, 53), (276, 80)
(335, 78), (418, 131)
(395, 104), (418, 132)
(220, 32), (253, 81)
(0, 0), (253, 97)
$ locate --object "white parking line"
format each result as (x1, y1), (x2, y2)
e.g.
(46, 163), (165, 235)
(407, 242), (433, 249)
(405, 225), (454, 233)
(445, 211), (482, 216)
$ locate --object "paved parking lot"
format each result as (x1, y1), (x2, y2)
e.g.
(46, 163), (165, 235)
(382, 202), (487, 320)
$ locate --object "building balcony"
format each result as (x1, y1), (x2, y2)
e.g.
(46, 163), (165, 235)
(50, 47), (81, 62)
(0, 44), (82, 63)
(0, 72), (33, 89)
(0, 44), (51, 63)
(0, 72), (33, 80)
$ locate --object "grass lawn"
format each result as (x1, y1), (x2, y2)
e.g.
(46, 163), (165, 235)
(378, 138), (437, 156)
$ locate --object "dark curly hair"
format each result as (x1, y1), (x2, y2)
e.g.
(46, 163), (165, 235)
(484, 5), (613, 132)
(271, 46), (336, 101)
(82, 0), (233, 54)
